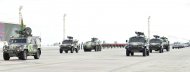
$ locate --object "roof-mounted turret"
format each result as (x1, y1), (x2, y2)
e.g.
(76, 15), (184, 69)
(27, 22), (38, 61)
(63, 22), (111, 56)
(153, 35), (160, 39)
(135, 32), (145, 37)
(67, 36), (73, 40)
(161, 37), (168, 40)
(15, 27), (32, 37)
(91, 38), (98, 42)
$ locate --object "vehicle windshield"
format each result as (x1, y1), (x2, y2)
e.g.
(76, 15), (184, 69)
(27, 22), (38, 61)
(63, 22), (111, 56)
(62, 40), (72, 44)
(150, 39), (161, 43)
(9, 39), (27, 43)
(162, 39), (167, 42)
(129, 37), (145, 43)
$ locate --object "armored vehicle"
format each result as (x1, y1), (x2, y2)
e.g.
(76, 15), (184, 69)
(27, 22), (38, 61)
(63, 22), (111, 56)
(160, 37), (170, 51)
(3, 27), (41, 60)
(125, 32), (149, 56)
(149, 35), (164, 53)
(83, 38), (102, 52)
(59, 36), (79, 53)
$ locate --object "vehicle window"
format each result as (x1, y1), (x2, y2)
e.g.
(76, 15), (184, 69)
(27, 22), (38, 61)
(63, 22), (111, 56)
(129, 37), (145, 43)
(10, 39), (27, 43)
(62, 40), (72, 44)
(150, 39), (161, 43)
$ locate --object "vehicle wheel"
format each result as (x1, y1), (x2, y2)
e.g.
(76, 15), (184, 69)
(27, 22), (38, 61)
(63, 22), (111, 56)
(146, 50), (149, 56)
(95, 46), (98, 52)
(18, 57), (22, 60)
(71, 47), (74, 53)
(34, 49), (40, 59)
(75, 48), (78, 53)
(38, 49), (41, 55)
(20, 50), (27, 60)
(3, 52), (10, 60)
(149, 49), (152, 53)
(159, 48), (162, 53)
(166, 47), (170, 51)
(65, 50), (68, 53)
(131, 52), (134, 56)
(172, 47), (174, 49)
(143, 49), (146, 56)
(126, 49), (130, 56)
(59, 49), (63, 53)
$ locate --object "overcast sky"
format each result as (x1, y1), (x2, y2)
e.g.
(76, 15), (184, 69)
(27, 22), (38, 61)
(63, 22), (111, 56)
(0, 0), (190, 45)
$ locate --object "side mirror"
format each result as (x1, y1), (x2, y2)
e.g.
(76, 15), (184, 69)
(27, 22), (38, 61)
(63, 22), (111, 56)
(126, 40), (128, 42)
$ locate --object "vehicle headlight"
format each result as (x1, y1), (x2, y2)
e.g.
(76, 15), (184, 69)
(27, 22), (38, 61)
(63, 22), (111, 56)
(3, 46), (6, 50)
(3, 46), (9, 51)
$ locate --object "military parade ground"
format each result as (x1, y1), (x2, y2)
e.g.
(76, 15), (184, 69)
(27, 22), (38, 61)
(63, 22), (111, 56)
(0, 46), (190, 72)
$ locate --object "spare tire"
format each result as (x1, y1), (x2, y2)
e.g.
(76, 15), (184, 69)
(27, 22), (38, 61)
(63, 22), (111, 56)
(24, 27), (32, 36)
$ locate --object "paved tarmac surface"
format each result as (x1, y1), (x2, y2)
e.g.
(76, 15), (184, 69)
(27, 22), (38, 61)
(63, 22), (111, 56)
(0, 47), (190, 72)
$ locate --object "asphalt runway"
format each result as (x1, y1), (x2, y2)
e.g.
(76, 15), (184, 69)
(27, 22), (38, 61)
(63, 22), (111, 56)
(0, 47), (190, 72)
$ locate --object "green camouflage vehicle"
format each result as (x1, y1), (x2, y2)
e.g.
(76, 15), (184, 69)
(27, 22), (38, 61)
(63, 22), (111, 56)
(59, 36), (80, 53)
(160, 37), (170, 52)
(125, 32), (149, 56)
(83, 38), (102, 52)
(149, 35), (164, 53)
(3, 27), (41, 60)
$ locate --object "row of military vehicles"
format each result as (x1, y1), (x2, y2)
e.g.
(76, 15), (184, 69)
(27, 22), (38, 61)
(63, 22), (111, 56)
(125, 32), (170, 56)
(2, 31), (171, 61)
(2, 29), (171, 61)
(59, 37), (102, 54)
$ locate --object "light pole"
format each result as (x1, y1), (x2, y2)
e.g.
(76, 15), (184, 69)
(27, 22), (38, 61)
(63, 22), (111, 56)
(63, 14), (66, 40)
(148, 16), (151, 48)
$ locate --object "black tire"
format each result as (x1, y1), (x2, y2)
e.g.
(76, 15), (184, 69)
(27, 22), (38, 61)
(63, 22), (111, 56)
(34, 49), (40, 59)
(18, 57), (22, 60)
(65, 50), (68, 53)
(71, 47), (74, 53)
(149, 49), (152, 53)
(131, 52), (134, 56)
(126, 49), (130, 56)
(159, 48), (162, 53)
(38, 49), (41, 55)
(166, 47), (170, 51)
(75, 48), (78, 53)
(95, 46), (98, 52)
(59, 49), (63, 53)
(20, 50), (27, 60)
(3, 52), (10, 60)
(143, 49), (146, 56)
(146, 50), (149, 56)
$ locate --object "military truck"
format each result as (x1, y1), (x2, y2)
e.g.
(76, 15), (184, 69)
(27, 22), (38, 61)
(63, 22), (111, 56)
(149, 35), (164, 53)
(3, 27), (41, 60)
(125, 32), (149, 56)
(59, 36), (79, 53)
(83, 38), (102, 52)
(160, 37), (170, 51)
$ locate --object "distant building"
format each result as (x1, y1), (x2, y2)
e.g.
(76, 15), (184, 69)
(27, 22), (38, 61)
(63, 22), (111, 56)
(0, 22), (20, 42)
